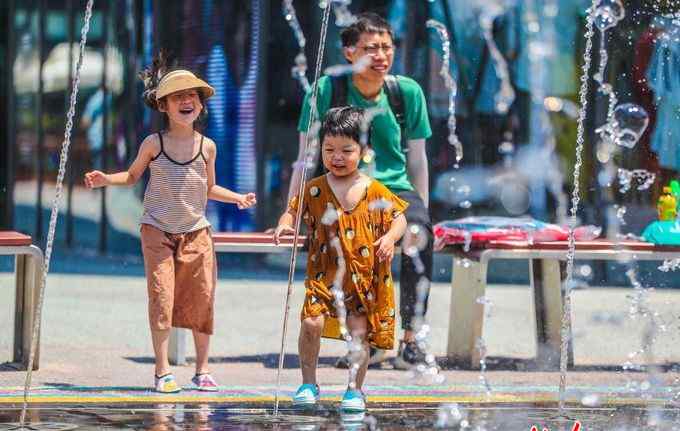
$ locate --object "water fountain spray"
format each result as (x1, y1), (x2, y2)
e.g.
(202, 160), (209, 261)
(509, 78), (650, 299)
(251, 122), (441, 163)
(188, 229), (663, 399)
(478, 5), (515, 114)
(559, 0), (598, 414)
(274, 0), (333, 415)
(283, 0), (311, 92)
(426, 19), (463, 166)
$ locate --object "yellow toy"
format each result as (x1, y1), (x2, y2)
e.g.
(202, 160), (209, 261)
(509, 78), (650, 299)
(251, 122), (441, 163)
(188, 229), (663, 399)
(657, 186), (678, 221)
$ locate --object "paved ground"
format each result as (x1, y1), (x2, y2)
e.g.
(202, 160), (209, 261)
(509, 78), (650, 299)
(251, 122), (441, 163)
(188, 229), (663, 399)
(1, 271), (680, 402)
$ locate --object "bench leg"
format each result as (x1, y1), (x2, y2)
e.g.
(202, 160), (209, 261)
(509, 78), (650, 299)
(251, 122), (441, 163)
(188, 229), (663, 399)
(531, 259), (572, 369)
(14, 254), (41, 371)
(169, 328), (187, 366)
(447, 256), (487, 369)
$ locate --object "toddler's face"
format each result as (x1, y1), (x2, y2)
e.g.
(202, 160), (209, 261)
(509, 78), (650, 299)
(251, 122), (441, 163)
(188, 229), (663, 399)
(160, 88), (203, 127)
(322, 135), (363, 177)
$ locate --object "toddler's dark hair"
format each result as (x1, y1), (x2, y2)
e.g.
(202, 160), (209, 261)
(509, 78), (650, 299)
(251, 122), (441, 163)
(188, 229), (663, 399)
(340, 12), (394, 48)
(319, 106), (366, 149)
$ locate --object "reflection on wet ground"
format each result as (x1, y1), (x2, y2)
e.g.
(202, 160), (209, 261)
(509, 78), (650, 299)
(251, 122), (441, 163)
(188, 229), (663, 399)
(1, 403), (679, 430)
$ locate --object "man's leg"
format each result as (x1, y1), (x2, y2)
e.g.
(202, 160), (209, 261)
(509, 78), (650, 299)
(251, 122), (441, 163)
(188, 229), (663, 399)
(396, 191), (433, 368)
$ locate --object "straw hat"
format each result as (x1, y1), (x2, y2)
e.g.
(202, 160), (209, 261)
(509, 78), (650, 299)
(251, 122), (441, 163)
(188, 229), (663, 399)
(155, 70), (215, 100)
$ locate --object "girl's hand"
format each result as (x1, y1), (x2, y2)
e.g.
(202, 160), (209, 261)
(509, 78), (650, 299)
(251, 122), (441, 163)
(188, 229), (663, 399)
(273, 224), (295, 245)
(84, 170), (109, 188)
(237, 193), (257, 209)
(374, 234), (396, 263)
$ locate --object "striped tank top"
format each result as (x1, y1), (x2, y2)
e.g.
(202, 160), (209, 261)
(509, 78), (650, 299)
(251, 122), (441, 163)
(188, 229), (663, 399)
(140, 132), (211, 234)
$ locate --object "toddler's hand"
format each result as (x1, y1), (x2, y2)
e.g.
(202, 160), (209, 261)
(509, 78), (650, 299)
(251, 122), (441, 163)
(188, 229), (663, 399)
(84, 170), (109, 188)
(237, 192), (257, 209)
(273, 224), (295, 245)
(374, 234), (396, 263)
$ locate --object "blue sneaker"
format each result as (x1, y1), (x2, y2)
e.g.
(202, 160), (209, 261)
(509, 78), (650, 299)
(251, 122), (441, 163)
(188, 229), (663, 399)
(340, 389), (366, 412)
(292, 383), (320, 407)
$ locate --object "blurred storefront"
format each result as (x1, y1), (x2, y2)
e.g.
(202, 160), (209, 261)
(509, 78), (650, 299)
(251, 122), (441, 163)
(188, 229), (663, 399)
(1, 0), (677, 257)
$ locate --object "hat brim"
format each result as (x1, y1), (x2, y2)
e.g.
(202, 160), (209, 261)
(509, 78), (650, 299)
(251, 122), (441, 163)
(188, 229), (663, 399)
(156, 75), (215, 100)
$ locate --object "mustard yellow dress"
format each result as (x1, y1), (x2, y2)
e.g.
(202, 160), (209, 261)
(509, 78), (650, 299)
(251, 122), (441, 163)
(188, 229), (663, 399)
(289, 175), (408, 349)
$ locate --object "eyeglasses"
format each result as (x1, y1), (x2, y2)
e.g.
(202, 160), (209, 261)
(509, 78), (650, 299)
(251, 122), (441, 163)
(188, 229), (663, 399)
(356, 44), (394, 55)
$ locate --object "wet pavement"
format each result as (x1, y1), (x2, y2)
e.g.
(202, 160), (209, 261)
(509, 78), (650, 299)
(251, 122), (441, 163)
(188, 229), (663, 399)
(1, 402), (680, 430)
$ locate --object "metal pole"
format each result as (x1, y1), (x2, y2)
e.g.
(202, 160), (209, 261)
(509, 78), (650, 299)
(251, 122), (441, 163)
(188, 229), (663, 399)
(1, 0), (16, 229)
(65, 0), (75, 247)
(254, 0), (269, 231)
(126, 0), (137, 165)
(99, 0), (109, 253)
(35, 0), (46, 242)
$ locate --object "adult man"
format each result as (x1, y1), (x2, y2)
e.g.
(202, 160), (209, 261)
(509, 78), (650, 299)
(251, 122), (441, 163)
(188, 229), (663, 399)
(288, 13), (433, 370)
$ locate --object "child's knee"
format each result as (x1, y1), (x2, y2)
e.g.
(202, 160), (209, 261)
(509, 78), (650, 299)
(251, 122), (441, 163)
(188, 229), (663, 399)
(301, 316), (324, 338)
(346, 313), (368, 339)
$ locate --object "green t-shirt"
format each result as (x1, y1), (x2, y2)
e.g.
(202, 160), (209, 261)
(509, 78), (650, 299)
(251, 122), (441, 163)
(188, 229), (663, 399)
(297, 75), (432, 192)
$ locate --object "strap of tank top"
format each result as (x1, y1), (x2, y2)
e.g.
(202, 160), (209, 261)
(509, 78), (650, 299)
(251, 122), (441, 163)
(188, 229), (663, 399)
(199, 134), (207, 162)
(151, 131), (164, 160)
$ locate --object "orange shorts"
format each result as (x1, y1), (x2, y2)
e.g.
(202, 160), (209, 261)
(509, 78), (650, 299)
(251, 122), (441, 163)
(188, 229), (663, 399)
(140, 224), (217, 334)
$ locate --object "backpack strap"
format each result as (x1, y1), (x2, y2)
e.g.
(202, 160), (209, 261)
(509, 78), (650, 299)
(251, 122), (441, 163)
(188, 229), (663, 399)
(383, 74), (408, 153)
(330, 75), (349, 108)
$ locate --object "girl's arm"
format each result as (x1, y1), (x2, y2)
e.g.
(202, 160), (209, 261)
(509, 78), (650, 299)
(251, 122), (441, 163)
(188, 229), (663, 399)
(84, 135), (156, 188)
(374, 213), (407, 263)
(204, 138), (256, 208)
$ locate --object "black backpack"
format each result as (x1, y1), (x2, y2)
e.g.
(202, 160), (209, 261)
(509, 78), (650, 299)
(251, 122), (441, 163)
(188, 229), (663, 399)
(311, 74), (408, 177)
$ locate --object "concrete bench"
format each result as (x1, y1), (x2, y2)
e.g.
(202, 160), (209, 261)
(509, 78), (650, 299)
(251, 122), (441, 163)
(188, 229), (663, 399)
(446, 239), (680, 370)
(0, 231), (44, 370)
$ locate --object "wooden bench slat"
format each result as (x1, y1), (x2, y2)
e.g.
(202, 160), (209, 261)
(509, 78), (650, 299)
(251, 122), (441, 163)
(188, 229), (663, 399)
(0, 231), (33, 247)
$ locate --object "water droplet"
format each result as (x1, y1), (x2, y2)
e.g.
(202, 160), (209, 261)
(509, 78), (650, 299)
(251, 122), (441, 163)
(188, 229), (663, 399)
(594, 0), (625, 32)
(613, 103), (649, 148)
(581, 393), (601, 406)
(459, 200), (472, 209)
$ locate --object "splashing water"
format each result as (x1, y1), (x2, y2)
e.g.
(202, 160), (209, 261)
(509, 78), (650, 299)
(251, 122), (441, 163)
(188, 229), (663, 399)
(327, 235), (366, 390)
(426, 19), (463, 165)
(404, 224), (445, 385)
(593, 0), (625, 32)
(324, 55), (371, 77)
(274, 1), (333, 415)
(322, 0), (357, 27)
(283, 0), (311, 92)
(614, 204), (626, 225)
(358, 107), (386, 177)
(658, 258), (680, 272)
(475, 295), (494, 397)
(18, 1), (95, 427)
(617, 168), (656, 193)
(435, 403), (469, 429)
(559, 0), (598, 414)
(479, 7), (515, 114)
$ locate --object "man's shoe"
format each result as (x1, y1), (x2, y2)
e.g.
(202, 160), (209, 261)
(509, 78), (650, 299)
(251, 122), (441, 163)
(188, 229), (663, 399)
(334, 347), (387, 369)
(292, 383), (320, 407)
(393, 340), (427, 370)
(340, 388), (366, 412)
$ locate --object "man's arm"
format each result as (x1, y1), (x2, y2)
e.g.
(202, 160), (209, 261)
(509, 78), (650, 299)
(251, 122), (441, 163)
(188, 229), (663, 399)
(406, 138), (429, 208)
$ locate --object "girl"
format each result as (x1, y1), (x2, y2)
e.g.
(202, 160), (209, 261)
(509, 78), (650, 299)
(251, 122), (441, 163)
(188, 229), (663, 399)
(274, 106), (407, 411)
(85, 58), (256, 393)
